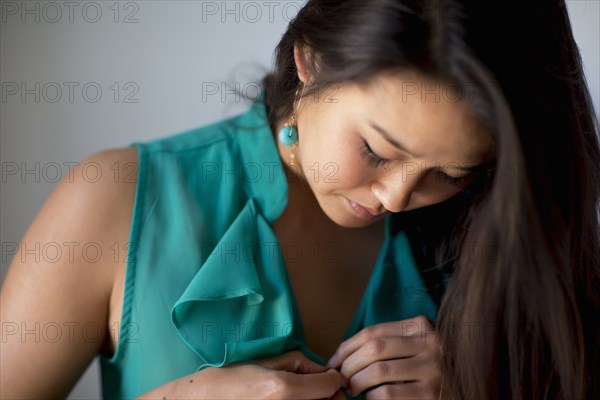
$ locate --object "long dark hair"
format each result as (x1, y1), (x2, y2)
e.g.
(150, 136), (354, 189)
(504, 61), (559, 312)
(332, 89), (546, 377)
(259, 0), (600, 398)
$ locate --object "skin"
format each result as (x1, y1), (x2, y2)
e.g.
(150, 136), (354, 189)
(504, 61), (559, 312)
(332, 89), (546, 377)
(0, 42), (495, 399)
(0, 148), (344, 400)
(275, 46), (496, 229)
(270, 44), (497, 398)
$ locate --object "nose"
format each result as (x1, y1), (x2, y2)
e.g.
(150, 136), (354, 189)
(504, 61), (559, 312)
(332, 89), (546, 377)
(371, 169), (418, 213)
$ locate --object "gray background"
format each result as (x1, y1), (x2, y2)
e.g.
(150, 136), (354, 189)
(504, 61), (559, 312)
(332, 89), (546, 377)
(1, 1), (598, 398)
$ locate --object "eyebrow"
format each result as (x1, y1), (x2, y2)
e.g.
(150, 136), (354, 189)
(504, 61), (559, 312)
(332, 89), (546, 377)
(367, 119), (496, 174)
(449, 160), (497, 173)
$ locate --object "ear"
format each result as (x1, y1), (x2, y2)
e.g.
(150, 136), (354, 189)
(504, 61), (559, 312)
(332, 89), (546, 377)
(293, 42), (314, 85)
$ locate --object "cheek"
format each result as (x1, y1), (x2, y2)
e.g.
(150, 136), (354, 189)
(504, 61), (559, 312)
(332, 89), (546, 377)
(407, 177), (464, 209)
(334, 149), (370, 187)
(304, 142), (370, 192)
(299, 111), (370, 191)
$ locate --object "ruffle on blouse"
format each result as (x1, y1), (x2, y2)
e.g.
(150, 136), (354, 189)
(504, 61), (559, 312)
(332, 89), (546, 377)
(167, 89), (443, 375)
(170, 197), (320, 371)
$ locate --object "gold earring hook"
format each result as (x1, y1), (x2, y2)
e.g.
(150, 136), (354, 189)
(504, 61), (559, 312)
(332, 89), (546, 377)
(291, 82), (306, 125)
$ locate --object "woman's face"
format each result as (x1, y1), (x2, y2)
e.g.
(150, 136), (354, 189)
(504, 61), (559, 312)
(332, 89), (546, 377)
(275, 71), (496, 229)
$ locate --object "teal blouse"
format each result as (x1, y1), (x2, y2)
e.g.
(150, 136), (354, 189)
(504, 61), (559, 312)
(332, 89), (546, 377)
(98, 91), (447, 399)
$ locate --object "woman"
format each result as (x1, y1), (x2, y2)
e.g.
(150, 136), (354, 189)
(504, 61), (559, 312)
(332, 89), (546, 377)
(2, 0), (598, 399)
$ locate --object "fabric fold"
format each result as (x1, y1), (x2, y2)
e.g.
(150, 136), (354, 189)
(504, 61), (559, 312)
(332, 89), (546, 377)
(170, 197), (310, 371)
(100, 89), (446, 400)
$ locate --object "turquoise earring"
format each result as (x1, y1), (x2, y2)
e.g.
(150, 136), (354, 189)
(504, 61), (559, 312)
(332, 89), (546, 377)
(278, 123), (298, 146)
(277, 83), (305, 169)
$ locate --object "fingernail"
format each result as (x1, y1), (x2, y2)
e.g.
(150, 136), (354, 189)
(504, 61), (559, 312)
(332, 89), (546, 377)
(326, 355), (337, 368)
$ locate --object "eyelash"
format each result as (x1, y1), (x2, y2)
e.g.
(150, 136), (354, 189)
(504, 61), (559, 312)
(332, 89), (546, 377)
(360, 140), (466, 188)
(360, 141), (389, 168)
(438, 172), (466, 188)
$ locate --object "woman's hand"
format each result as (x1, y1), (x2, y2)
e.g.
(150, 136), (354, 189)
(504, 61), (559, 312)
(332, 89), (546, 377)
(326, 316), (442, 399)
(140, 350), (346, 399)
(222, 350), (347, 399)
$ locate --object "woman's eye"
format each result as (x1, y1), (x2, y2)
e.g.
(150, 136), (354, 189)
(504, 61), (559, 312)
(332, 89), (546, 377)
(360, 139), (470, 189)
(437, 171), (467, 188)
(361, 140), (389, 168)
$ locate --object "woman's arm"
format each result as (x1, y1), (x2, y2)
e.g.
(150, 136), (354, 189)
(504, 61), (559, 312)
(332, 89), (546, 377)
(1, 147), (345, 399)
(0, 147), (138, 398)
(135, 351), (345, 400)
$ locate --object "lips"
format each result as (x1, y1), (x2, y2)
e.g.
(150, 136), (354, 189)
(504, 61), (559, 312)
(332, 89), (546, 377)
(355, 202), (378, 216)
(346, 198), (386, 219)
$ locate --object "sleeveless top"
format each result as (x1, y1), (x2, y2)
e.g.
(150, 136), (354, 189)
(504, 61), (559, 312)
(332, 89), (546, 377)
(98, 90), (472, 399)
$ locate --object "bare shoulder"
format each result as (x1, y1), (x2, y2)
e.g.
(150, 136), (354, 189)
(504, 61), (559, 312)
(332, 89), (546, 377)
(0, 146), (139, 398)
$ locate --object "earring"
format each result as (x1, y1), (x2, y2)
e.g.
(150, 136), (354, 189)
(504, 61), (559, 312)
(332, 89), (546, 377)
(277, 83), (306, 169)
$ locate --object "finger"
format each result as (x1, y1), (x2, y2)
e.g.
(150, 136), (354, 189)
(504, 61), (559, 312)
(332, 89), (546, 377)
(365, 381), (438, 400)
(327, 316), (435, 368)
(254, 350), (328, 374)
(328, 388), (347, 400)
(340, 334), (430, 379)
(346, 358), (434, 397)
(278, 368), (344, 399)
